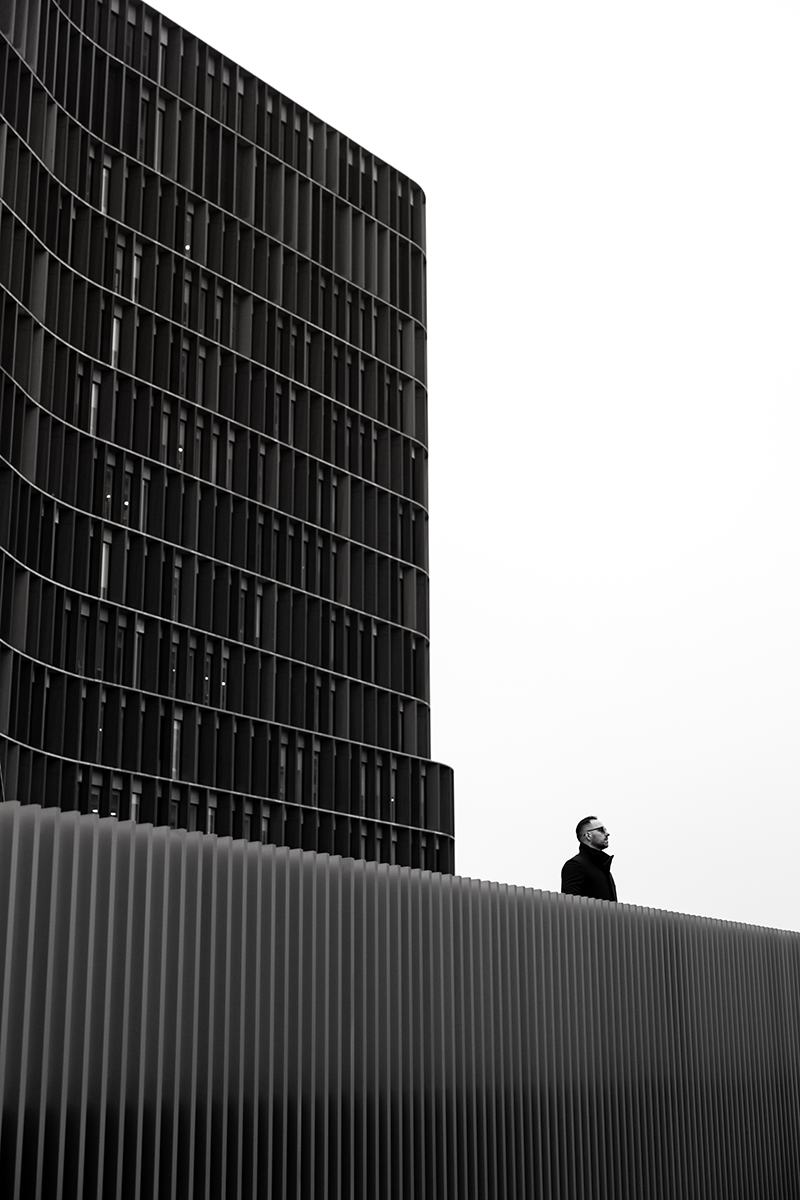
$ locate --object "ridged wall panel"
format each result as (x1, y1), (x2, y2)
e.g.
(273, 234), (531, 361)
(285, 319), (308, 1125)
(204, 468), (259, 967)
(0, 799), (798, 1199)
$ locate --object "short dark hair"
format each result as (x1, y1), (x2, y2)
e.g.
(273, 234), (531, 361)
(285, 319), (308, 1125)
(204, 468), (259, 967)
(576, 815), (597, 841)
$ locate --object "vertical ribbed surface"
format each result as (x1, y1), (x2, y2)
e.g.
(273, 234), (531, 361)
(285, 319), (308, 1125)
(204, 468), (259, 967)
(0, 800), (798, 1199)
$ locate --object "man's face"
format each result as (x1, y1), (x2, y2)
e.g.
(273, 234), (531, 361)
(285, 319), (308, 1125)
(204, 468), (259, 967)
(582, 820), (610, 850)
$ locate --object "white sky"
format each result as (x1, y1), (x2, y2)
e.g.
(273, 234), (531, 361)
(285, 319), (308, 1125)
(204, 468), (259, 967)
(155, 0), (800, 932)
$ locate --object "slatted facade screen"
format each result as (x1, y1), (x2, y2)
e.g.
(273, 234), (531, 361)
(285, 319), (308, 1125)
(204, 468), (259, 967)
(0, 0), (454, 874)
(1, 799), (799, 1199)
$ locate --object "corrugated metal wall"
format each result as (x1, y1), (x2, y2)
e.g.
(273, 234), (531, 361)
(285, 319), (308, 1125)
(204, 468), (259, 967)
(0, 800), (798, 1200)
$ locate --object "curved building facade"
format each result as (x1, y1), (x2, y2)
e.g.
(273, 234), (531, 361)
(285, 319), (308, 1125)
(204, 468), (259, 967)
(0, 0), (454, 871)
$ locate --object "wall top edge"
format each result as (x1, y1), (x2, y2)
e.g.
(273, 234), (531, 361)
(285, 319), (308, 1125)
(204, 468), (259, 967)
(2, 800), (796, 940)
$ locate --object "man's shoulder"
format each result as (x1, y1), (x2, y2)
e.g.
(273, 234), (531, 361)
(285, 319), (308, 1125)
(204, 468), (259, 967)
(561, 849), (592, 896)
(561, 851), (588, 878)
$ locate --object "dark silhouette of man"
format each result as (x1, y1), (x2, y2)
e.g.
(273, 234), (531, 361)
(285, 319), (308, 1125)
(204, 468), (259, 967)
(561, 816), (617, 901)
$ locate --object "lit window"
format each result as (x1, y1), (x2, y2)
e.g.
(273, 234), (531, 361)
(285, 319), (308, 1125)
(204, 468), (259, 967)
(89, 376), (100, 436)
(100, 534), (111, 599)
(100, 157), (111, 213)
(171, 713), (182, 779)
(111, 307), (122, 368)
(132, 242), (142, 302)
(130, 782), (141, 822)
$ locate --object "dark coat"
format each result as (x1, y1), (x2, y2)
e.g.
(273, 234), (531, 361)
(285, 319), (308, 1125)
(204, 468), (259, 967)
(561, 844), (617, 901)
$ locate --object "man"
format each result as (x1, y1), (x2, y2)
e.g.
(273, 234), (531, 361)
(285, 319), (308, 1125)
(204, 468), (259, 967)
(561, 816), (617, 901)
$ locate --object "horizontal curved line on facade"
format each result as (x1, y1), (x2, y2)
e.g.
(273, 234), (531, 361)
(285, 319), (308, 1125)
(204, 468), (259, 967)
(3, 333), (430, 521)
(0, 545), (433, 702)
(32, 1), (429, 253)
(0, 225), (431, 470)
(0, 446), (434, 629)
(0, 53), (429, 333)
(0, 329), (432, 532)
(0, 147), (429, 388)
(0, 378), (432, 570)
(0, 202), (430, 459)
(0, 545), (432, 710)
(0, 507), (433, 657)
(0, 732), (456, 841)
(0, 616), (431, 713)
(0, 629), (432, 725)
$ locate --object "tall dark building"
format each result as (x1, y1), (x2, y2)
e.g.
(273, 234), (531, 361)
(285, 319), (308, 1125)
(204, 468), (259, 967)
(0, 0), (454, 871)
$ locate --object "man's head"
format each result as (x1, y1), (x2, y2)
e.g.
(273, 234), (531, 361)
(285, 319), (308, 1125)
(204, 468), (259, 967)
(576, 815), (610, 851)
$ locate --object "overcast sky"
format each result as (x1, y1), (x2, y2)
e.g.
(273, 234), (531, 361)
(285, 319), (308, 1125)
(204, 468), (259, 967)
(155, 0), (800, 932)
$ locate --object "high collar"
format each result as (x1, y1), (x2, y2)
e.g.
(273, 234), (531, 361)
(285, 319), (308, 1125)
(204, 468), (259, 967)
(579, 843), (614, 869)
